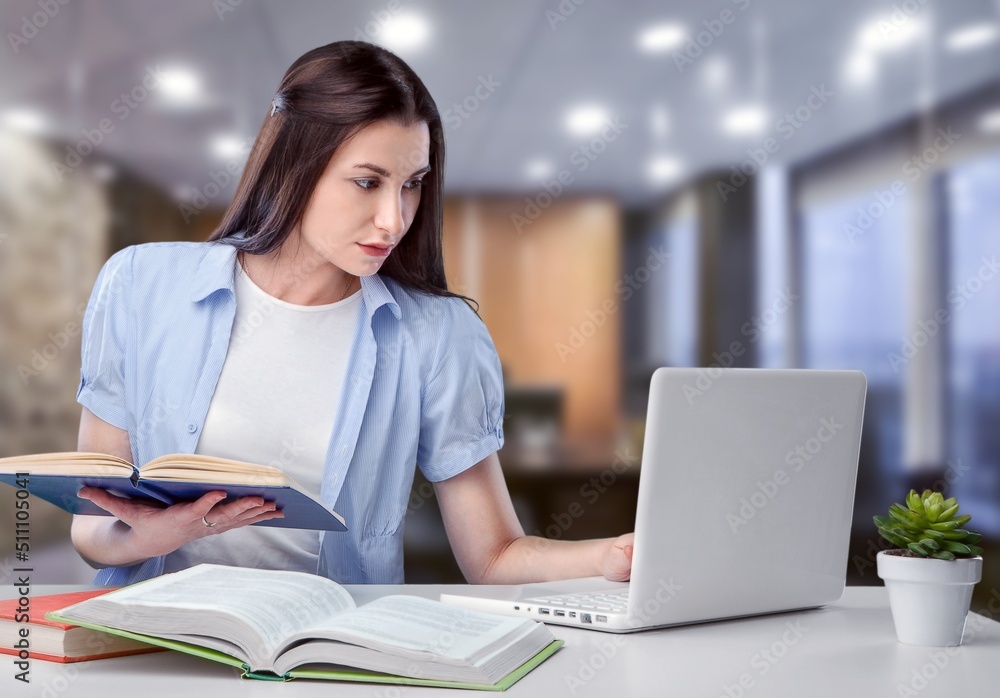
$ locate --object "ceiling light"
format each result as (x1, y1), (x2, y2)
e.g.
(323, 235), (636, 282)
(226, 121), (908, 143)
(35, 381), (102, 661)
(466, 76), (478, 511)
(857, 15), (924, 53)
(945, 23), (998, 52)
(211, 134), (248, 159)
(979, 108), (1000, 133)
(565, 105), (610, 137)
(525, 159), (554, 180)
(648, 156), (683, 183)
(377, 13), (430, 52)
(844, 50), (877, 85)
(158, 67), (202, 103)
(721, 106), (767, 136)
(638, 23), (685, 53)
(2, 108), (49, 135)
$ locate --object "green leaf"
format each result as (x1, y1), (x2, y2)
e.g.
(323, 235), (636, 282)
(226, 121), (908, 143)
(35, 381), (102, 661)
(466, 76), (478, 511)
(929, 520), (961, 531)
(941, 529), (970, 541)
(942, 497), (957, 510)
(878, 530), (907, 548)
(965, 532), (983, 544)
(919, 538), (940, 551)
(967, 545), (983, 556)
(873, 515), (893, 528)
(927, 503), (943, 522)
(953, 514), (972, 527)
(907, 542), (929, 557)
(891, 504), (923, 526)
(937, 504), (958, 521)
(885, 532), (910, 548)
(921, 529), (946, 541)
(907, 491), (925, 516)
(931, 550), (956, 560)
(937, 504), (960, 521)
(940, 541), (972, 555)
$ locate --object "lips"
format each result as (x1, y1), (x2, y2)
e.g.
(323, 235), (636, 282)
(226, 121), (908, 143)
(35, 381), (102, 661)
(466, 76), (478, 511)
(358, 242), (393, 257)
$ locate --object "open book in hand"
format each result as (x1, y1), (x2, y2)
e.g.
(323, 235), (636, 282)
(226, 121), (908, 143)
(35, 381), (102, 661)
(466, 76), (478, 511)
(0, 452), (345, 531)
(46, 564), (562, 690)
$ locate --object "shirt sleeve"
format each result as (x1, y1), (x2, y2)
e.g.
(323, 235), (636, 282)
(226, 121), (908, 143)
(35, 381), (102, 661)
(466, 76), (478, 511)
(77, 246), (134, 431)
(417, 297), (505, 482)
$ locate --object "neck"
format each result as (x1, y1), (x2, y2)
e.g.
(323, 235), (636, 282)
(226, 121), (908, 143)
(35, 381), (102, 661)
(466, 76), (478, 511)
(239, 248), (358, 306)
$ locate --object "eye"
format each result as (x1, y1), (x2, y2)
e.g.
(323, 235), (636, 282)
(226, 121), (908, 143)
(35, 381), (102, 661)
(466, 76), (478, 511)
(354, 179), (379, 191)
(405, 179), (425, 191)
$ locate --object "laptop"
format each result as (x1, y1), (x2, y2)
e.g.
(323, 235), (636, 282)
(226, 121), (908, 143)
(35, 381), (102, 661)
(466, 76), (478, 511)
(440, 367), (867, 632)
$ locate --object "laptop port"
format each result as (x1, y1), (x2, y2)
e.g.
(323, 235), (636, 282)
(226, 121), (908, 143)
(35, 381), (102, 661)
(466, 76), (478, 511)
(569, 612), (576, 618)
(513, 605), (520, 610)
(596, 615), (607, 622)
(581, 613), (592, 624)
(554, 610), (566, 617)
(539, 608), (550, 615)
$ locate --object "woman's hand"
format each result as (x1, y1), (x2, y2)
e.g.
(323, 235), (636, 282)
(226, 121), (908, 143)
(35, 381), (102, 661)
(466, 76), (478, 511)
(76, 487), (285, 560)
(602, 532), (635, 582)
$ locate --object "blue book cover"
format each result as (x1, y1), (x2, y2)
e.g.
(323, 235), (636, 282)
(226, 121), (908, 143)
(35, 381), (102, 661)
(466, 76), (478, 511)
(0, 452), (346, 531)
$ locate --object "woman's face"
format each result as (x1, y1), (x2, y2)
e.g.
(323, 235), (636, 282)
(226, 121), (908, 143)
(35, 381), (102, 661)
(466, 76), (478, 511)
(294, 118), (431, 276)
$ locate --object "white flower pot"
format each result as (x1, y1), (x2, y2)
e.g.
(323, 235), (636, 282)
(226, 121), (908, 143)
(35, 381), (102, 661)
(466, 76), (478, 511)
(877, 550), (982, 646)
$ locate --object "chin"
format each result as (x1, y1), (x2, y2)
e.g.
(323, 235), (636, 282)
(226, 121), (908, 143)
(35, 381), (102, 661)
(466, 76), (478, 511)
(353, 260), (386, 276)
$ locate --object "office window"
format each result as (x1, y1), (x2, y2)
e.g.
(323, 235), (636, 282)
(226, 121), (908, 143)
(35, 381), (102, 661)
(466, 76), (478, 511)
(664, 214), (699, 367)
(946, 152), (1000, 526)
(801, 187), (908, 474)
(646, 212), (698, 368)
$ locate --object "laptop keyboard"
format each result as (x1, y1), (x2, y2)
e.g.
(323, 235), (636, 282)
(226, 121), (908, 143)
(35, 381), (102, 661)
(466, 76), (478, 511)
(524, 590), (630, 613)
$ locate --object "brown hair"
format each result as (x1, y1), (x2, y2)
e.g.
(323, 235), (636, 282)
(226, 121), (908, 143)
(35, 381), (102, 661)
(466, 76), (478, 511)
(206, 40), (477, 311)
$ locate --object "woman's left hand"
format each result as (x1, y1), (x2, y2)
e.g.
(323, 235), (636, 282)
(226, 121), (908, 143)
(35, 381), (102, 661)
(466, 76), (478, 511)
(602, 532), (635, 581)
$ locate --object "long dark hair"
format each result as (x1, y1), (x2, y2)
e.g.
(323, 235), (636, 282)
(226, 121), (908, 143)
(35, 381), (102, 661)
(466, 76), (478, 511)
(206, 40), (477, 311)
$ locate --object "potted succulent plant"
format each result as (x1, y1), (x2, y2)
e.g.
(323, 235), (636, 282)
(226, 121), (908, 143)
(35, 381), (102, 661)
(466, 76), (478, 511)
(875, 489), (983, 646)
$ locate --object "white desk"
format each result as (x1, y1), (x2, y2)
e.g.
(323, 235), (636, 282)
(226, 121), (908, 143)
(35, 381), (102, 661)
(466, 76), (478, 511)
(4, 585), (1000, 697)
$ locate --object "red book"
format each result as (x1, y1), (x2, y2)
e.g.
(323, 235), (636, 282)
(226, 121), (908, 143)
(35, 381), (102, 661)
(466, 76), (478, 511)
(0, 588), (164, 663)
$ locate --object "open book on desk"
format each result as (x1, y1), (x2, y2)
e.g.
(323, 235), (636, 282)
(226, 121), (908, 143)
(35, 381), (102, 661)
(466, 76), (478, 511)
(0, 451), (345, 531)
(47, 564), (562, 690)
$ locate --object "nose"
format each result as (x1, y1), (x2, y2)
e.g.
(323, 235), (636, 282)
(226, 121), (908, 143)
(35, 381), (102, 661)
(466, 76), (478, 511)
(373, 188), (407, 238)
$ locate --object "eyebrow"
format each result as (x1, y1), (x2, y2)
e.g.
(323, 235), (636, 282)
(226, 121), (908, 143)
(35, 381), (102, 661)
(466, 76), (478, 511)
(353, 162), (431, 178)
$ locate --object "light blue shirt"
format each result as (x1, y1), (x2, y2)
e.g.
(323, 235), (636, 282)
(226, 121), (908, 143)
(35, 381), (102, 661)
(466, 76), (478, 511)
(77, 233), (505, 585)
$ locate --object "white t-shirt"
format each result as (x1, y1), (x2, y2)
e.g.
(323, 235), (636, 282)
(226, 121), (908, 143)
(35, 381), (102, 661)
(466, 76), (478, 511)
(162, 262), (361, 574)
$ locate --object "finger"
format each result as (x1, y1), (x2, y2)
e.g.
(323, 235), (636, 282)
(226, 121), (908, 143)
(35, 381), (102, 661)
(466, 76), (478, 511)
(187, 491), (230, 518)
(210, 495), (267, 522)
(77, 488), (145, 520)
(229, 502), (276, 523)
(227, 508), (285, 529)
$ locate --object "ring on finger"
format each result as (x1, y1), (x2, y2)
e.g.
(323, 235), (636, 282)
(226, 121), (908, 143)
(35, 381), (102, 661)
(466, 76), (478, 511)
(201, 515), (216, 528)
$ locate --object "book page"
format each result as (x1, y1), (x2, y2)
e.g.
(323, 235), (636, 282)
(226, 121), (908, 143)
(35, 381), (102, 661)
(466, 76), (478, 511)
(281, 595), (538, 664)
(271, 623), (552, 683)
(139, 453), (295, 486)
(0, 451), (134, 476)
(59, 564), (355, 665)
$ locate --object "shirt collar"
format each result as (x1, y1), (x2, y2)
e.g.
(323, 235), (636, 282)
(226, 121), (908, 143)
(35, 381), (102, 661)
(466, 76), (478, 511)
(190, 233), (402, 321)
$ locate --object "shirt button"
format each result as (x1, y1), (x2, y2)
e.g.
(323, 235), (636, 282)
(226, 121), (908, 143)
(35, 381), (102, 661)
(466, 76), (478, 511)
(340, 446), (349, 457)
(186, 423), (198, 433)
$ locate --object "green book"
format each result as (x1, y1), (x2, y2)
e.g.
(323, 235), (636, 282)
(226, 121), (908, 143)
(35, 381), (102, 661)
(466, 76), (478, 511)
(46, 564), (563, 691)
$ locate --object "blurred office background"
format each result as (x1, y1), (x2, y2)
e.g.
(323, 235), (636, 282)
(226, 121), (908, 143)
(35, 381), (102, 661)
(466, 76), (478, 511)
(0, 0), (998, 607)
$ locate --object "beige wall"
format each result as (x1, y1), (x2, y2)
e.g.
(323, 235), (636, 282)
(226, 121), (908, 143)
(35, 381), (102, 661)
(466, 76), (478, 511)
(442, 196), (622, 444)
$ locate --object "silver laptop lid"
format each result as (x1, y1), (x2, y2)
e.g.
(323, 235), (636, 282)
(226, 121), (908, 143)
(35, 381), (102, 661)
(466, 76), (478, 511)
(627, 368), (867, 628)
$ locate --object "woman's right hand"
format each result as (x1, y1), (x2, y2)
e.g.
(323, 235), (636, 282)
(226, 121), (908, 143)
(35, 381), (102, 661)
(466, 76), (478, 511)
(76, 487), (285, 560)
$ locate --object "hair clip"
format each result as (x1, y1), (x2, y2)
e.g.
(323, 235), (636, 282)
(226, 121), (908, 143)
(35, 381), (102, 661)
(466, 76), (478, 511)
(270, 98), (280, 116)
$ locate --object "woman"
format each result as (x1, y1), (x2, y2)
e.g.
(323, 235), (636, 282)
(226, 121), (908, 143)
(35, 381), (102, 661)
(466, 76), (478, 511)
(71, 40), (634, 585)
